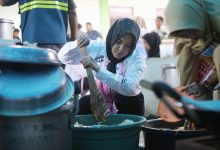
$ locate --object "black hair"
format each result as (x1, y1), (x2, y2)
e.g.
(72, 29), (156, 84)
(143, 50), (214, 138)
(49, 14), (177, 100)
(78, 23), (82, 29)
(156, 16), (164, 22)
(142, 32), (161, 57)
(14, 28), (19, 33)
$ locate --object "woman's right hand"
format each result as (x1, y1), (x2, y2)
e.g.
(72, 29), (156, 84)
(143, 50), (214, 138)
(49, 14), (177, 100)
(181, 82), (212, 97)
(81, 56), (100, 72)
(77, 35), (90, 48)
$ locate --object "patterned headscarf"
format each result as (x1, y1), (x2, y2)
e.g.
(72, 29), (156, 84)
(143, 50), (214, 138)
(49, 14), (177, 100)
(106, 18), (140, 73)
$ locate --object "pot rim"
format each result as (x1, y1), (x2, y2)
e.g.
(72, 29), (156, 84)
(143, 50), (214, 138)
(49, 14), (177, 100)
(0, 67), (74, 117)
(141, 118), (207, 133)
(72, 114), (146, 131)
(0, 45), (62, 65)
(0, 18), (14, 24)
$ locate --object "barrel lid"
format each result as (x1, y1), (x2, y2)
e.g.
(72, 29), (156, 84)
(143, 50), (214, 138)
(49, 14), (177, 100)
(0, 64), (74, 116)
(0, 45), (62, 65)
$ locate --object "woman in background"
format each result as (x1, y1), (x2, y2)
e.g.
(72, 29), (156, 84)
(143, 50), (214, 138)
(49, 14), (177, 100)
(142, 32), (161, 58)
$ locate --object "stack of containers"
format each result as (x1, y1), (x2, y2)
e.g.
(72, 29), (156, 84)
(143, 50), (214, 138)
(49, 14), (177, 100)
(0, 44), (75, 150)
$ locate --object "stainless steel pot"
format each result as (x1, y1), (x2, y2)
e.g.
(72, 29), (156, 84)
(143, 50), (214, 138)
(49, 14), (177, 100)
(0, 63), (75, 150)
(0, 18), (14, 40)
(0, 102), (74, 150)
(161, 64), (179, 87)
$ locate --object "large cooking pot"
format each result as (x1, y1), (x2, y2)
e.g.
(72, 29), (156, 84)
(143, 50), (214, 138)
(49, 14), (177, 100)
(0, 18), (14, 40)
(0, 102), (74, 150)
(142, 119), (209, 150)
(0, 63), (75, 150)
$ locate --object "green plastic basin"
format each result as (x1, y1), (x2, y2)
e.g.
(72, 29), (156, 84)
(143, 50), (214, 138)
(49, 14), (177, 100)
(71, 114), (146, 150)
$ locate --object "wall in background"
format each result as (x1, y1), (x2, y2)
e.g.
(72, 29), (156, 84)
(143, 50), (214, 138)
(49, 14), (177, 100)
(0, 0), (169, 39)
(0, 4), (20, 29)
(109, 0), (169, 32)
(74, 0), (101, 33)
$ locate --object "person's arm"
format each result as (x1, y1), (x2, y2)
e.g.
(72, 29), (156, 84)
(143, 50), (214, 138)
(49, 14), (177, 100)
(82, 52), (146, 96)
(58, 41), (82, 64)
(58, 36), (103, 65)
(96, 53), (146, 96)
(68, 0), (77, 41)
(0, 0), (17, 6)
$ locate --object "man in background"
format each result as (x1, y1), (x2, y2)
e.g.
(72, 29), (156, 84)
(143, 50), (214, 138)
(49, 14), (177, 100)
(86, 22), (102, 40)
(13, 28), (20, 40)
(1, 0), (78, 52)
(152, 16), (167, 40)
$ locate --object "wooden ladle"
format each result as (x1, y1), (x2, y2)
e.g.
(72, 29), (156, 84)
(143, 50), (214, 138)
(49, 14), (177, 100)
(80, 47), (109, 122)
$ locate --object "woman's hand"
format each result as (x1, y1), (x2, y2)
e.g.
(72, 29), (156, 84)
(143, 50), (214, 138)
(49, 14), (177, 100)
(77, 35), (90, 48)
(81, 56), (100, 72)
(181, 82), (212, 97)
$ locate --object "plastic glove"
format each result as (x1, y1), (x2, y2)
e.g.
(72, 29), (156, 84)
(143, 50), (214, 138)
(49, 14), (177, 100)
(181, 82), (212, 97)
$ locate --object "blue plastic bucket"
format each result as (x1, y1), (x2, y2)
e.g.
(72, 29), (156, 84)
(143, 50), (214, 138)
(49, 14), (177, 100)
(71, 114), (146, 150)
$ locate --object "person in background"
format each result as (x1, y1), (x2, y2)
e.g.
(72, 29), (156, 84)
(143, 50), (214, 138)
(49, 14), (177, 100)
(152, 16), (167, 40)
(132, 16), (147, 37)
(165, 0), (220, 100)
(76, 23), (86, 40)
(132, 16), (148, 58)
(13, 28), (20, 40)
(142, 32), (161, 58)
(86, 22), (102, 40)
(58, 18), (146, 116)
(1, 0), (78, 52)
(68, 23), (88, 97)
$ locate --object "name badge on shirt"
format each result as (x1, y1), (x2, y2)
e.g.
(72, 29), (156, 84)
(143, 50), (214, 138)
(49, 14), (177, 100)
(121, 79), (127, 84)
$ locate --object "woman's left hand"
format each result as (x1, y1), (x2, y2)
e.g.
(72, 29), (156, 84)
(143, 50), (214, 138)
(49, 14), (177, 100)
(77, 35), (90, 48)
(181, 82), (211, 97)
(81, 56), (100, 72)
